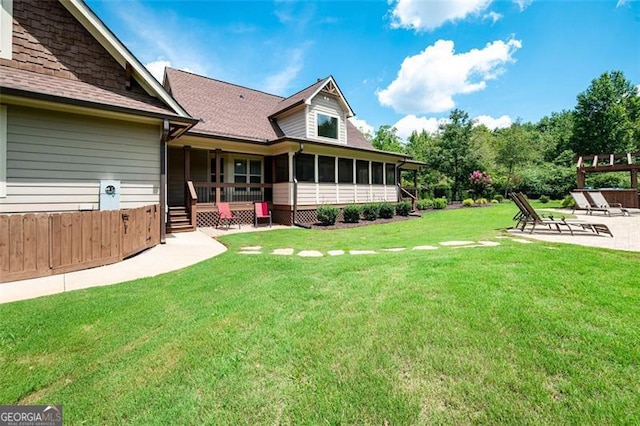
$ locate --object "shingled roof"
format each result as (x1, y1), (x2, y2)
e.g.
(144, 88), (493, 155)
(165, 68), (373, 149)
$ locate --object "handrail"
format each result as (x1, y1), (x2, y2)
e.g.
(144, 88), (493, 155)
(399, 186), (417, 200)
(186, 181), (197, 231)
(187, 181), (197, 201)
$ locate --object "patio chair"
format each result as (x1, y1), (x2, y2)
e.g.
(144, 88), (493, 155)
(254, 202), (272, 228)
(570, 192), (609, 215)
(586, 192), (630, 216)
(216, 202), (240, 230)
(513, 193), (613, 237)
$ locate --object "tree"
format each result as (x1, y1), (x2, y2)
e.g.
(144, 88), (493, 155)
(371, 125), (405, 153)
(494, 123), (533, 196)
(438, 109), (479, 200)
(572, 71), (639, 155)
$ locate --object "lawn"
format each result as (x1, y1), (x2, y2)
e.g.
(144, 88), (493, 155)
(1, 202), (639, 424)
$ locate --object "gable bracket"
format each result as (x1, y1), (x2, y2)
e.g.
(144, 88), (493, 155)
(125, 62), (133, 91)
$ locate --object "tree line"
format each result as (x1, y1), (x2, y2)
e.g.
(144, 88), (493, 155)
(370, 70), (640, 200)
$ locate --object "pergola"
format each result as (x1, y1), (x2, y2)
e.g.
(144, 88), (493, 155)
(575, 152), (640, 208)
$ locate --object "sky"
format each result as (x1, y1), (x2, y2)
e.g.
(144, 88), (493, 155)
(86, 0), (640, 140)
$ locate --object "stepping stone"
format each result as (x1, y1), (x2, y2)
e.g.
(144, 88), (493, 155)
(495, 236), (510, 239)
(512, 238), (533, 244)
(413, 245), (438, 250)
(239, 251), (261, 255)
(478, 241), (500, 247)
(298, 250), (323, 257)
(382, 248), (406, 252)
(241, 246), (262, 251)
(328, 250), (345, 256)
(439, 241), (475, 246)
(349, 250), (377, 255)
(273, 248), (294, 255)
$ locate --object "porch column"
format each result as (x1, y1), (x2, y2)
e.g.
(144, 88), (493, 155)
(183, 146), (191, 207)
(577, 169), (586, 189)
(215, 149), (221, 204)
(631, 169), (638, 189)
(160, 120), (169, 244)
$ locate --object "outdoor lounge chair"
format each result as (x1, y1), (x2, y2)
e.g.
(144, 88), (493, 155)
(216, 202), (240, 230)
(570, 192), (610, 215)
(254, 202), (272, 227)
(586, 191), (630, 216)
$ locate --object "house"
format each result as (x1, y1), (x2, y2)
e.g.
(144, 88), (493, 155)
(163, 68), (422, 229)
(0, 0), (196, 282)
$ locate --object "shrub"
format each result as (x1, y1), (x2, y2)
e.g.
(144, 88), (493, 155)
(316, 205), (338, 226)
(378, 202), (395, 219)
(491, 199), (499, 204)
(539, 195), (550, 204)
(362, 203), (380, 221)
(476, 198), (488, 204)
(416, 199), (433, 210)
(395, 201), (412, 216)
(433, 197), (448, 209)
(561, 195), (575, 208)
(462, 198), (474, 207)
(493, 194), (504, 203)
(342, 205), (361, 223)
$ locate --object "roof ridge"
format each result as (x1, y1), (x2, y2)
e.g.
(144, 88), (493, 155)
(277, 75), (331, 104)
(166, 67), (284, 100)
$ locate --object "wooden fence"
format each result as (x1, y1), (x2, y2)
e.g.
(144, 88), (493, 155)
(0, 204), (160, 283)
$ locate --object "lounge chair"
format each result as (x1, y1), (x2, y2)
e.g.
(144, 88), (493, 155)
(216, 202), (240, 230)
(511, 193), (613, 237)
(570, 192), (610, 215)
(254, 202), (272, 227)
(586, 192), (630, 216)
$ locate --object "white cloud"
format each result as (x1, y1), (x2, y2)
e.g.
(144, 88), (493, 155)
(484, 11), (502, 23)
(514, 0), (534, 11)
(616, 0), (628, 7)
(145, 60), (171, 83)
(377, 38), (522, 114)
(390, 0), (493, 32)
(473, 114), (513, 129)
(349, 117), (374, 137)
(262, 46), (306, 95)
(393, 115), (449, 140)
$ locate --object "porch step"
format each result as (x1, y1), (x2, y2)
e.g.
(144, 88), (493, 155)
(167, 206), (194, 233)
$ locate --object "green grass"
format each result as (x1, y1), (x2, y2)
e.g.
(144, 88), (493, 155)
(1, 201), (639, 424)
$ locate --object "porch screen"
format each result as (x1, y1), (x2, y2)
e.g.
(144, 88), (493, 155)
(385, 163), (396, 185)
(295, 153), (315, 182)
(318, 156), (335, 183)
(356, 160), (369, 184)
(338, 158), (353, 183)
(274, 154), (289, 183)
(372, 162), (383, 185)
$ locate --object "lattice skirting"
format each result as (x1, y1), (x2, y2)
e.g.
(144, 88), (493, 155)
(197, 210), (256, 227)
(196, 208), (365, 227)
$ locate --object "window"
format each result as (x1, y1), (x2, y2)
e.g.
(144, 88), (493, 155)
(372, 162), (383, 185)
(274, 154), (289, 183)
(295, 153), (315, 182)
(356, 160), (369, 184)
(385, 163), (396, 185)
(234, 158), (261, 191)
(0, 0), (12, 60)
(0, 106), (5, 197)
(338, 158), (353, 183)
(210, 156), (224, 183)
(317, 113), (338, 139)
(318, 156), (335, 183)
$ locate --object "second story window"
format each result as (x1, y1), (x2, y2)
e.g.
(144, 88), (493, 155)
(317, 113), (338, 139)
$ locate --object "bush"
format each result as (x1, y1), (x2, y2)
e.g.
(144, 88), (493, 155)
(476, 198), (488, 204)
(395, 201), (412, 216)
(362, 203), (380, 221)
(342, 205), (361, 223)
(561, 195), (575, 208)
(433, 197), (448, 209)
(493, 194), (504, 203)
(462, 198), (474, 207)
(539, 195), (550, 204)
(378, 202), (395, 219)
(416, 199), (433, 210)
(316, 205), (338, 226)
(491, 199), (499, 204)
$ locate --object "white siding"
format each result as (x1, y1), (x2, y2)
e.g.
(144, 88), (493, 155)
(308, 95), (347, 144)
(296, 182), (317, 205)
(272, 182), (291, 205)
(278, 111), (307, 138)
(287, 183), (395, 206)
(0, 106), (160, 213)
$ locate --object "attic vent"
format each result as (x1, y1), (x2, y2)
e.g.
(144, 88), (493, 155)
(239, 94), (244, 99)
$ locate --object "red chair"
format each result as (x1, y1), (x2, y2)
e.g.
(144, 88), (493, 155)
(216, 202), (240, 230)
(254, 202), (272, 228)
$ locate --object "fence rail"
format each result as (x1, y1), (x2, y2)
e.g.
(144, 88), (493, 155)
(0, 204), (159, 283)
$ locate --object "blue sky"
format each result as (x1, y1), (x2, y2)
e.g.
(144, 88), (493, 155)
(86, 0), (640, 139)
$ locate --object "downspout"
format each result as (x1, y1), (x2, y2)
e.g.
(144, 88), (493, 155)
(160, 119), (169, 244)
(396, 159), (407, 203)
(292, 143), (311, 229)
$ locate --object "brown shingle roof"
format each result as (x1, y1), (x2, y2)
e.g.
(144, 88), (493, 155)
(165, 68), (375, 150)
(0, 66), (184, 119)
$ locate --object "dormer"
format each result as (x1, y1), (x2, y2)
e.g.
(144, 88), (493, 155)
(269, 76), (354, 144)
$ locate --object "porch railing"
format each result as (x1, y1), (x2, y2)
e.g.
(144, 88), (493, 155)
(400, 186), (418, 210)
(193, 182), (273, 204)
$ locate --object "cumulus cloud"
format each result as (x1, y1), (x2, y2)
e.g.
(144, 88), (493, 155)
(349, 117), (374, 137)
(484, 11), (503, 23)
(390, 0), (493, 32)
(377, 38), (522, 114)
(473, 114), (513, 129)
(145, 60), (171, 83)
(393, 115), (449, 140)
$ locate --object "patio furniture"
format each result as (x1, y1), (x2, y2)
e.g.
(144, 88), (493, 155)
(586, 191), (630, 216)
(570, 192), (610, 215)
(216, 202), (240, 230)
(254, 202), (272, 228)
